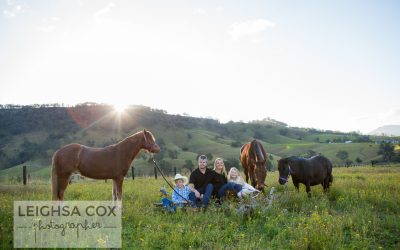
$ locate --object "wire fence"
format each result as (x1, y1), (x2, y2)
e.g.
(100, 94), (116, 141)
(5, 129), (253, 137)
(4, 161), (400, 185)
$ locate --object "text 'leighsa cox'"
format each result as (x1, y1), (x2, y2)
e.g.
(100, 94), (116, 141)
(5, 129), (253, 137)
(17, 205), (118, 217)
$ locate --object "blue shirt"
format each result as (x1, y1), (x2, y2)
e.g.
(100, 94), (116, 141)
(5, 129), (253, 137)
(172, 186), (192, 204)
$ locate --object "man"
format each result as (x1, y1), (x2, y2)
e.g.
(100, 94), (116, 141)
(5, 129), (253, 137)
(188, 155), (216, 208)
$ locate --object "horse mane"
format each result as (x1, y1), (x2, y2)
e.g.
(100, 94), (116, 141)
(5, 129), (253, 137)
(286, 156), (308, 171)
(117, 130), (155, 146)
(250, 140), (266, 163)
(116, 130), (141, 145)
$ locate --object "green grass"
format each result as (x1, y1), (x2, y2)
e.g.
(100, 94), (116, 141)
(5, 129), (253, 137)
(1, 165), (399, 249)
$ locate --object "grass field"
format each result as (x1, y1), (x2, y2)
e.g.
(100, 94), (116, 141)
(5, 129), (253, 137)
(1, 165), (399, 249)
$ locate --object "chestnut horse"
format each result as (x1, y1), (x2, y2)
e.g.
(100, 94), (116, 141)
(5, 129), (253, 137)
(51, 129), (160, 201)
(240, 139), (267, 191)
(278, 155), (333, 197)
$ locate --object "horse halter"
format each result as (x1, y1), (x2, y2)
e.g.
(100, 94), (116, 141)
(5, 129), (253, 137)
(143, 132), (158, 152)
(278, 165), (292, 183)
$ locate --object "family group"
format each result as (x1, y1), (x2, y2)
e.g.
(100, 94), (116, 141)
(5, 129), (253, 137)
(161, 155), (259, 212)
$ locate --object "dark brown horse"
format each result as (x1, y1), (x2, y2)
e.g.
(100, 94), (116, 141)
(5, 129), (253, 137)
(51, 129), (160, 201)
(278, 155), (333, 197)
(240, 139), (267, 190)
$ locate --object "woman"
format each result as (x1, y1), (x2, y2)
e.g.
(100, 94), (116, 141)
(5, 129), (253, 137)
(213, 158), (242, 199)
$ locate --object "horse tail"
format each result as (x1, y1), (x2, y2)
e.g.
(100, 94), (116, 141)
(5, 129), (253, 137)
(51, 151), (60, 200)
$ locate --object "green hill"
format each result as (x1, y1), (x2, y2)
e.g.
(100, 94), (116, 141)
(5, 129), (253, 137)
(0, 103), (398, 182)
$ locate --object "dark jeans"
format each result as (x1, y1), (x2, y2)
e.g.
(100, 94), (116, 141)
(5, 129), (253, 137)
(161, 192), (197, 212)
(197, 184), (213, 207)
(218, 182), (242, 198)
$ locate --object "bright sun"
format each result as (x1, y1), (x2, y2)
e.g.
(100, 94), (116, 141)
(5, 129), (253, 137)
(113, 103), (128, 113)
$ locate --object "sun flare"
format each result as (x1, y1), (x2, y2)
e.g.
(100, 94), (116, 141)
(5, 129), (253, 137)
(113, 103), (129, 114)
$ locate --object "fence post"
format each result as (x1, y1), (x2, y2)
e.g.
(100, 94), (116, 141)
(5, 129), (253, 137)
(174, 167), (177, 176)
(22, 165), (27, 185)
(154, 166), (158, 179)
(131, 166), (135, 180)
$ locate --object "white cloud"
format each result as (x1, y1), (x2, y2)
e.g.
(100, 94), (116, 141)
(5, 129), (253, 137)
(216, 6), (223, 12)
(229, 18), (275, 40)
(37, 17), (59, 32)
(37, 25), (56, 32)
(3, 3), (24, 18)
(380, 108), (400, 124)
(192, 8), (206, 16)
(93, 2), (115, 23)
(354, 107), (400, 133)
(3, 9), (15, 17)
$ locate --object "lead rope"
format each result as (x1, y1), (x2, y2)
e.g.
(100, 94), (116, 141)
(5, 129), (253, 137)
(151, 157), (192, 205)
(285, 165), (292, 193)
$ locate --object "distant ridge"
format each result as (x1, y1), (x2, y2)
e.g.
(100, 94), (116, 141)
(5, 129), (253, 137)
(0, 103), (392, 177)
(369, 125), (400, 136)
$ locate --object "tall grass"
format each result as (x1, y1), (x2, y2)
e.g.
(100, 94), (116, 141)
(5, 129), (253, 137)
(1, 166), (399, 249)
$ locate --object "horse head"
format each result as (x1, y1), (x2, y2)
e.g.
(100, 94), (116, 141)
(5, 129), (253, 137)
(278, 158), (293, 185)
(142, 129), (160, 153)
(250, 140), (267, 190)
(253, 161), (266, 190)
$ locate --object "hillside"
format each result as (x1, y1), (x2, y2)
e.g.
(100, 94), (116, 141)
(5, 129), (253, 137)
(0, 103), (397, 181)
(370, 125), (400, 136)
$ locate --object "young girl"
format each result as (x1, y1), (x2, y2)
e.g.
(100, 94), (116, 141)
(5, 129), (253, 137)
(161, 173), (197, 212)
(227, 167), (260, 198)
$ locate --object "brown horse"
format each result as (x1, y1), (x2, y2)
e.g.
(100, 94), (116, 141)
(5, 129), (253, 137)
(240, 139), (267, 190)
(51, 129), (160, 201)
(278, 155), (333, 197)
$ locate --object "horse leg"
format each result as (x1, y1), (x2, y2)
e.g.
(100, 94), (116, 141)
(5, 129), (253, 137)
(244, 168), (249, 184)
(112, 180), (116, 201)
(57, 175), (70, 201)
(293, 181), (300, 192)
(249, 171), (256, 188)
(114, 177), (124, 202)
(321, 178), (328, 192)
(306, 181), (311, 198)
(112, 179), (121, 201)
(323, 177), (330, 192)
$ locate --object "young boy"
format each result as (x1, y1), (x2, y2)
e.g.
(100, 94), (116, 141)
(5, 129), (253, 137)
(161, 173), (197, 212)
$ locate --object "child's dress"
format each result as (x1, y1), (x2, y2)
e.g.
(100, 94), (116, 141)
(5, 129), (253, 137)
(229, 176), (260, 197)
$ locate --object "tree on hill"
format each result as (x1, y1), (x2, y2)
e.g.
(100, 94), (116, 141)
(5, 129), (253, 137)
(378, 141), (395, 162)
(301, 150), (317, 158)
(230, 141), (241, 147)
(254, 131), (264, 140)
(224, 157), (240, 170)
(279, 128), (288, 136)
(336, 150), (349, 165)
(183, 160), (194, 170)
(168, 150), (178, 159)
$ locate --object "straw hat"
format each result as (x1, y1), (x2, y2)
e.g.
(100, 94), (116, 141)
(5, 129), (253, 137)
(173, 173), (188, 185)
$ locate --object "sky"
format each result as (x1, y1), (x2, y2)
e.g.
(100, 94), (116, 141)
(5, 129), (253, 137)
(1, 0), (399, 134)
